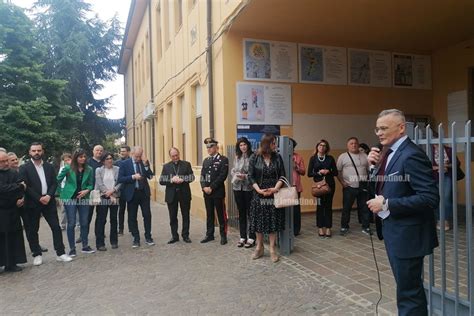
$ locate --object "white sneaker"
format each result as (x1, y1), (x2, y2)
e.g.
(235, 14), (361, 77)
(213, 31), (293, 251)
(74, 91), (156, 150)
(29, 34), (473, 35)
(56, 254), (73, 262)
(33, 255), (43, 266)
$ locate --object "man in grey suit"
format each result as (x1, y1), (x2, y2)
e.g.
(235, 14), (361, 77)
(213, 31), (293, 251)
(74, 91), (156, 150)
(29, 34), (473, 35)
(159, 147), (194, 244)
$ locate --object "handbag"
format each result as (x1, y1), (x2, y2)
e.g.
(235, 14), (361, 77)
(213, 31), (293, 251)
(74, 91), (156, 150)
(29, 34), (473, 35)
(90, 189), (102, 205)
(311, 177), (331, 197)
(273, 177), (299, 208)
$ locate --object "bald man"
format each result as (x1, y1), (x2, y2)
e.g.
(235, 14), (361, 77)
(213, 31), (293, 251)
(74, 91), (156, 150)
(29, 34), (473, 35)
(118, 146), (155, 248)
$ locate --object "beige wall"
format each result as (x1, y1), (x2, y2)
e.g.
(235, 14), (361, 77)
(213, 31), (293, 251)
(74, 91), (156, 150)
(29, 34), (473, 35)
(123, 1), (473, 216)
(222, 30), (435, 210)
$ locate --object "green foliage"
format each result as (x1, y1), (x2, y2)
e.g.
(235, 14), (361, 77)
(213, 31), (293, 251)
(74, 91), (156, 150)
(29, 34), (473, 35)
(34, 0), (123, 152)
(0, 3), (82, 158)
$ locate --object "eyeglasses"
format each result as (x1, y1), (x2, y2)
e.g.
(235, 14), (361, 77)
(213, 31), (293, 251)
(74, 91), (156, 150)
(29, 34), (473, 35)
(374, 123), (402, 134)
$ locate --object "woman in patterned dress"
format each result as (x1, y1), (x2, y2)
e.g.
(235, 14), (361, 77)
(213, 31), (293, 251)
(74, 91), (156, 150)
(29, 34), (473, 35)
(248, 134), (286, 263)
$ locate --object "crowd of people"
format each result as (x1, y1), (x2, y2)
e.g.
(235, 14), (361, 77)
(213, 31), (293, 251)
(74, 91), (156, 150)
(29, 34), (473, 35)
(0, 108), (455, 315)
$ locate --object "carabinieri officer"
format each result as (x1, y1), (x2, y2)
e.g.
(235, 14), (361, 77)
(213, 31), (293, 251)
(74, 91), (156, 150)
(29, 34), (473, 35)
(200, 138), (229, 245)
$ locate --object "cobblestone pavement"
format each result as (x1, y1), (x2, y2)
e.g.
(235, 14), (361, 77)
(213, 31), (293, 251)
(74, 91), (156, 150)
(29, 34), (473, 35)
(0, 203), (391, 315)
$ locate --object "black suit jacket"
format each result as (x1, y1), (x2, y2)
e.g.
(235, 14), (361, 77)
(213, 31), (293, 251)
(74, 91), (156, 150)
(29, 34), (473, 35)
(19, 160), (58, 209)
(159, 160), (195, 203)
(200, 153), (229, 199)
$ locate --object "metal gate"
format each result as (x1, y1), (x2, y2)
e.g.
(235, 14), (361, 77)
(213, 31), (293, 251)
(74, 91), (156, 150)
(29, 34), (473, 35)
(414, 121), (473, 315)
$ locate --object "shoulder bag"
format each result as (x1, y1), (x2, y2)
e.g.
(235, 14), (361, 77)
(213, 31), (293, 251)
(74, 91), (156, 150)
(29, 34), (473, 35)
(273, 176), (299, 208)
(311, 177), (331, 197)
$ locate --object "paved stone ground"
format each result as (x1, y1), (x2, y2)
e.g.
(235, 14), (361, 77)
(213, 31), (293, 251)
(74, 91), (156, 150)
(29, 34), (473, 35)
(0, 203), (391, 315)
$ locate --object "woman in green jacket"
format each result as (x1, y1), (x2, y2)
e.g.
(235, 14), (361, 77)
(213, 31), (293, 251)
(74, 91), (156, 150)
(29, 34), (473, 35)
(57, 149), (95, 256)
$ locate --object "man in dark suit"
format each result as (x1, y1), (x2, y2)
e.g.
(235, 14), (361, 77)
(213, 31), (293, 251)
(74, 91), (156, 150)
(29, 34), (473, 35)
(367, 109), (439, 316)
(19, 143), (72, 265)
(118, 146), (154, 248)
(200, 138), (229, 245)
(115, 145), (131, 235)
(159, 147), (194, 244)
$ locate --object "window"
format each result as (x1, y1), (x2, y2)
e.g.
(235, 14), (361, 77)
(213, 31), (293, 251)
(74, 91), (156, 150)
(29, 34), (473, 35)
(175, 0), (183, 32)
(163, 0), (171, 49)
(194, 84), (202, 165)
(145, 33), (150, 79)
(155, 2), (162, 61)
(179, 94), (186, 159)
(141, 43), (145, 84)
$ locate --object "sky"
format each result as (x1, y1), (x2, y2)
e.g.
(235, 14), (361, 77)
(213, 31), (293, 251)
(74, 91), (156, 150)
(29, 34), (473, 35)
(11, 0), (132, 120)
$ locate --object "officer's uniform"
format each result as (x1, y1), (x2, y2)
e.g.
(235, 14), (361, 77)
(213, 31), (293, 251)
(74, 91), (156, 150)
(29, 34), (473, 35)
(200, 138), (229, 244)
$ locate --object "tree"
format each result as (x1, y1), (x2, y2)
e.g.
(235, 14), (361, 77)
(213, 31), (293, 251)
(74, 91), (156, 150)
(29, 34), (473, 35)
(0, 2), (81, 158)
(33, 0), (123, 152)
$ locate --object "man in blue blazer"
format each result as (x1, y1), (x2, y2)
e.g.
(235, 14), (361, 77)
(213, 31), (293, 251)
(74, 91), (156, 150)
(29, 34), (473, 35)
(367, 109), (439, 316)
(118, 146), (154, 248)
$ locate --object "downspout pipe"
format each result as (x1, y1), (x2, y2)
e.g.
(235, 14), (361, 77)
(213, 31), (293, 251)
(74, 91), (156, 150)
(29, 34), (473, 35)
(131, 48), (136, 145)
(206, 0), (214, 138)
(147, 0), (156, 169)
(148, 0), (154, 101)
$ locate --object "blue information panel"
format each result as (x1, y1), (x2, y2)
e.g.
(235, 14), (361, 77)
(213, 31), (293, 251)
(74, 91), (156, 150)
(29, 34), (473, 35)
(236, 125), (281, 150)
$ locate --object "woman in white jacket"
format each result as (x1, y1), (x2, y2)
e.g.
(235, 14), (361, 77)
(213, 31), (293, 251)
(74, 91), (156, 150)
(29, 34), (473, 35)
(94, 152), (121, 251)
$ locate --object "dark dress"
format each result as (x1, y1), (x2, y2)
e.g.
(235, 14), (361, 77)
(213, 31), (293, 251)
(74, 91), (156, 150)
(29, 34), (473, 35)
(0, 169), (27, 268)
(307, 155), (338, 228)
(248, 153), (286, 234)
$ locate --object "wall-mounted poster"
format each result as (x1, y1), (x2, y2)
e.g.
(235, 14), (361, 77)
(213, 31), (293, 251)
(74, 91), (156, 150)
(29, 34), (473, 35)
(243, 39), (297, 83)
(237, 82), (292, 125)
(299, 44), (347, 85)
(348, 48), (392, 87)
(393, 53), (432, 89)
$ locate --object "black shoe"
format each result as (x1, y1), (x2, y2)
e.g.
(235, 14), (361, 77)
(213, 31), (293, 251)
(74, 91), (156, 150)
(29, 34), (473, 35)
(111, 244), (118, 249)
(145, 238), (155, 246)
(5, 265), (23, 272)
(167, 238), (179, 244)
(132, 240), (140, 248)
(220, 236), (228, 245)
(200, 236), (215, 243)
(183, 237), (192, 243)
(97, 246), (107, 251)
(40, 246), (48, 252)
(118, 229), (124, 236)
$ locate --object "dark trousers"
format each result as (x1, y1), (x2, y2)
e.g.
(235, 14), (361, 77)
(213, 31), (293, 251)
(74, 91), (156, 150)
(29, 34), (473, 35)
(341, 187), (370, 229)
(87, 205), (95, 225)
(27, 203), (65, 256)
(204, 196), (227, 238)
(316, 191), (334, 228)
(18, 207), (33, 246)
(293, 192), (301, 235)
(387, 251), (427, 316)
(127, 190), (152, 241)
(95, 202), (119, 247)
(167, 193), (190, 239)
(233, 190), (255, 240)
(118, 196), (127, 232)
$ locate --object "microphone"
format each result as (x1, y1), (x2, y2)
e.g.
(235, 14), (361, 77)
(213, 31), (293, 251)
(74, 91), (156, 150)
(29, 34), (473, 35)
(370, 143), (383, 165)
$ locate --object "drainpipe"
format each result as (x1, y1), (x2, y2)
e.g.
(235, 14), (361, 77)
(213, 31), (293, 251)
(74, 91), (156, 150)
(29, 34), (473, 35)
(206, 0), (214, 138)
(131, 48), (136, 145)
(147, 0), (156, 169)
